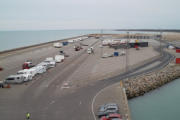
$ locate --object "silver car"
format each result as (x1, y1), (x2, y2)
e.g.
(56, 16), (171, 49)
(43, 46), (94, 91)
(5, 75), (25, 84)
(97, 103), (119, 118)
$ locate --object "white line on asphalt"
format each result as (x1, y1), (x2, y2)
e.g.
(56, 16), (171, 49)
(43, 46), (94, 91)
(50, 100), (55, 105)
(91, 85), (113, 120)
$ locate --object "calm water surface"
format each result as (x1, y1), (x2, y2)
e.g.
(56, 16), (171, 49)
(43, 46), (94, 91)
(0, 30), (99, 51)
(129, 78), (180, 120)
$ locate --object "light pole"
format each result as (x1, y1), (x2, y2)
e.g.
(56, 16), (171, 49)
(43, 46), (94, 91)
(160, 31), (163, 55)
(100, 29), (103, 57)
(126, 32), (129, 74)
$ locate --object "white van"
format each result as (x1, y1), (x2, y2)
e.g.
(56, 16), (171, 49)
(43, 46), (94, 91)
(17, 70), (33, 81)
(55, 55), (64, 63)
(5, 75), (25, 84)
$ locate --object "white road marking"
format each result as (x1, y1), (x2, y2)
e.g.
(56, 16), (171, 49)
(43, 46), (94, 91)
(91, 83), (123, 120)
(91, 86), (108, 120)
(50, 100), (55, 105)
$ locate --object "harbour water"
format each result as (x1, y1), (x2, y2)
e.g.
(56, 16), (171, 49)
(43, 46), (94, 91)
(0, 30), (98, 51)
(129, 78), (180, 120)
(0, 29), (129, 52)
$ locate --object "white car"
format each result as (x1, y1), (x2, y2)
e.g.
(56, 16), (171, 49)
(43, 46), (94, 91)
(44, 58), (56, 68)
(37, 62), (50, 70)
(32, 66), (46, 74)
(28, 68), (38, 76)
(55, 55), (64, 63)
(17, 70), (33, 81)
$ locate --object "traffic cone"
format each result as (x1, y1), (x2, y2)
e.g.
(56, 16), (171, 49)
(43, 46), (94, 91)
(7, 84), (11, 88)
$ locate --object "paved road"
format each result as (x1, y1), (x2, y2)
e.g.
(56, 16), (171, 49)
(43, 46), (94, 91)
(0, 44), (173, 120)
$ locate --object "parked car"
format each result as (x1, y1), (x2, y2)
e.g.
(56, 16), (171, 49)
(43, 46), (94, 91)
(17, 70), (33, 81)
(32, 66), (46, 74)
(97, 103), (119, 118)
(100, 113), (122, 120)
(55, 55), (64, 63)
(44, 58), (56, 68)
(22, 61), (34, 69)
(37, 62), (51, 70)
(5, 75), (25, 84)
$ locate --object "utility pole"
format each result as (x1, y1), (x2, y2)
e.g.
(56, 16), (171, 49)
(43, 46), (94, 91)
(126, 32), (129, 74)
(160, 31), (163, 55)
(100, 29), (103, 57)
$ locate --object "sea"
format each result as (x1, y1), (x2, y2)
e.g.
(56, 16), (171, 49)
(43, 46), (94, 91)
(129, 78), (180, 120)
(0, 29), (126, 52)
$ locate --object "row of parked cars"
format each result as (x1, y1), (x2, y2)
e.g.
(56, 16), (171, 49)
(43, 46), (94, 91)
(97, 103), (122, 120)
(4, 55), (65, 84)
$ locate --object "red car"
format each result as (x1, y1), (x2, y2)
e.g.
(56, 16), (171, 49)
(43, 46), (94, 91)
(22, 61), (34, 69)
(100, 113), (122, 120)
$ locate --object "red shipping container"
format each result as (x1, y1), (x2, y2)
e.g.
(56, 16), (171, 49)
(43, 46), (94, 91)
(176, 58), (180, 64)
(176, 49), (180, 53)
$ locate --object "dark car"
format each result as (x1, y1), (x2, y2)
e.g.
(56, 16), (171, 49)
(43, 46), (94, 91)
(97, 103), (119, 118)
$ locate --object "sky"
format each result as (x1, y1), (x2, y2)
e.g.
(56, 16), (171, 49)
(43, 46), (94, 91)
(0, 0), (180, 30)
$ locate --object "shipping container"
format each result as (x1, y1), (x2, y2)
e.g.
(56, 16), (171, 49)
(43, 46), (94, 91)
(176, 49), (180, 53)
(176, 58), (180, 64)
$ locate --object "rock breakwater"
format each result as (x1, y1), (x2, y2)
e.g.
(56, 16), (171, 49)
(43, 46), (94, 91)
(124, 64), (180, 99)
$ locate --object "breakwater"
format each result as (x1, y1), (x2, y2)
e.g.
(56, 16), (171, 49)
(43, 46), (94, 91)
(124, 63), (180, 99)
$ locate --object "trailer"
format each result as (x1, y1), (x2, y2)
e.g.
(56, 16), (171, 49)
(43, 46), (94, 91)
(53, 42), (63, 48)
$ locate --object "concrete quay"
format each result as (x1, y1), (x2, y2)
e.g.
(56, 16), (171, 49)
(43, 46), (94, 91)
(0, 34), (168, 120)
(93, 81), (131, 120)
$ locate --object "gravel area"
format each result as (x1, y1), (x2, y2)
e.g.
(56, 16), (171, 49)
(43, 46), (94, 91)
(65, 43), (159, 90)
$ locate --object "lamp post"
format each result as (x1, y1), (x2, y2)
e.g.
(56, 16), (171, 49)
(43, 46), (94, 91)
(126, 32), (129, 75)
(100, 29), (103, 57)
